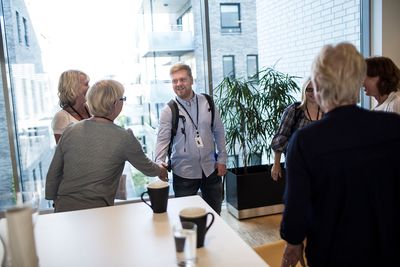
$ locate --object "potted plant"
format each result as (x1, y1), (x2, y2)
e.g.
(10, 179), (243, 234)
(214, 67), (300, 219)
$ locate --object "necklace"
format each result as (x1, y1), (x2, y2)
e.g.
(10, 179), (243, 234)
(93, 116), (114, 123)
(306, 105), (320, 121)
(67, 105), (90, 120)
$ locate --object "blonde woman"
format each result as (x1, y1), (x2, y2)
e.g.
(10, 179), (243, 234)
(46, 79), (168, 212)
(52, 70), (91, 143)
(270, 77), (323, 181)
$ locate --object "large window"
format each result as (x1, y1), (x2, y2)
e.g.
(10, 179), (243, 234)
(0, 0), (207, 211)
(220, 3), (241, 33)
(0, 0), (365, 212)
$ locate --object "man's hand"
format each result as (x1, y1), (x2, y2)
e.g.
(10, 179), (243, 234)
(216, 163), (227, 176)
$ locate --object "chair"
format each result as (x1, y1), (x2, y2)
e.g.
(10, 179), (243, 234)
(253, 239), (303, 267)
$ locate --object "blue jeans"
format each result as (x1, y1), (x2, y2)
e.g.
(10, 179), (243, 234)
(173, 170), (222, 215)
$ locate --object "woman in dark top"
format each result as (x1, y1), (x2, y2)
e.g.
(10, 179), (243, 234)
(280, 42), (400, 267)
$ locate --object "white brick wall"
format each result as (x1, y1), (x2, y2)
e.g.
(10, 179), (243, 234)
(256, 0), (360, 82)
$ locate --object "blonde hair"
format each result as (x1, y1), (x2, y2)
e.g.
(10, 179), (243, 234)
(58, 70), (89, 108)
(298, 77), (311, 110)
(311, 42), (366, 111)
(86, 80), (124, 117)
(170, 63), (193, 78)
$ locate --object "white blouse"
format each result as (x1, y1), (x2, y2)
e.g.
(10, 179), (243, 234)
(374, 91), (400, 115)
(51, 109), (79, 135)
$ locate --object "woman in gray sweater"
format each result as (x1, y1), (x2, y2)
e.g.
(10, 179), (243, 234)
(45, 79), (168, 212)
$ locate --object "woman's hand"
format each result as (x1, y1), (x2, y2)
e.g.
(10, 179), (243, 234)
(281, 242), (306, 267)
(271, 163), (282, 181)
(158, 163), (169, 182)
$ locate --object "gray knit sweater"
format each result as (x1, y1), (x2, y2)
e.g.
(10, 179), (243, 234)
(45, 120), (160, 212)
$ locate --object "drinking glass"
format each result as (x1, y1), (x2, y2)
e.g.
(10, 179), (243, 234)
(173, 221), (197, 266)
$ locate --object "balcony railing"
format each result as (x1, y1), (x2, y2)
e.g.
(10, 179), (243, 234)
(140, 30), (194, 57)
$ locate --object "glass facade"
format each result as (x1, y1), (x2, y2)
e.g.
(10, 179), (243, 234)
(0, 0), (365, 212)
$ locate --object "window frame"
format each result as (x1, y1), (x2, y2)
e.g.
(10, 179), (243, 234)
(220, 3), (241, 34)
(22, 17), (29, 47)
(246, 54), (259, 80)
(222, 55), (235, 78)
(16, 11), (22, 43)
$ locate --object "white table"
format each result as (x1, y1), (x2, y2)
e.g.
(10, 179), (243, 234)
(34, 196), (269, 267)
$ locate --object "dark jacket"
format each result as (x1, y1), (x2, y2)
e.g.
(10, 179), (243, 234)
(280, 105), (400, 267)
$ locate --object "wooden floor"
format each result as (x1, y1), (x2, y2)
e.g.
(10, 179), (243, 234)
(220, 206), (282, 247)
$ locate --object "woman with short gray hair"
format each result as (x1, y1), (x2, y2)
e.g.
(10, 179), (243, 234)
(86, 79), (125, 118)
(46, 79), (168, 212)
(311, 42), (366, 111)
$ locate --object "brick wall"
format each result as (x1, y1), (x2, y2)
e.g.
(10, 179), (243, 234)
(256, 0), (361, 82)
(206, 0), (258, 89)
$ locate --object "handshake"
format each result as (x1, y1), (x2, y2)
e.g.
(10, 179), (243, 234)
(158, 162), (170, 182)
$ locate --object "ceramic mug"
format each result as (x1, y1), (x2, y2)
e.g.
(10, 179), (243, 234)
(179, 207), (215, 248)
(140, 181), (169, 213)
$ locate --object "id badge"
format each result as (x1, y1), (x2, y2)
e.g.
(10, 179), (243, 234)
(195, 136), (204, 148)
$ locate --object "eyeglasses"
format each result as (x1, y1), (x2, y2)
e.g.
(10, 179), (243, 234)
(172, 77), (190, 85)
(119, 96), (127, 101)
(305, 87), (313, 93)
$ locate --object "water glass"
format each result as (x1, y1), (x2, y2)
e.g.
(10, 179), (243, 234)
(173, 221), (197, 266)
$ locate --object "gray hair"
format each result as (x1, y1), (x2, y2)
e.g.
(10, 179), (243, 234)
(86, 80), (124, 117)
(311, 42), (366, 111)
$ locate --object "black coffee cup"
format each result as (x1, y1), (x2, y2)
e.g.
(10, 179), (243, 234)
(140, 181), (169, 213)
(179, 207), (215, 248)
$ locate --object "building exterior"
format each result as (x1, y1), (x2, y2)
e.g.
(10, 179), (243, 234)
(137, 0), (258, 120)
(0, 0), (54, 198)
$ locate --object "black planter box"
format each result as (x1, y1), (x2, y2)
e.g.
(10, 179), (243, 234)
(225, 164), (285, 219)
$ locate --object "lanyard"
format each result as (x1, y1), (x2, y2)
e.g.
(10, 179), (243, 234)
(66, 105), (90, 120)
(176, 95), (199, 134)
(306, 106), (320, 121)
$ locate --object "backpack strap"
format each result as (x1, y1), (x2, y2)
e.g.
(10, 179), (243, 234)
(167, 100), (179, 172)
(167, 100), (179, 138)
(201, 93), (218, 161)
(201, 93), (215, 129)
